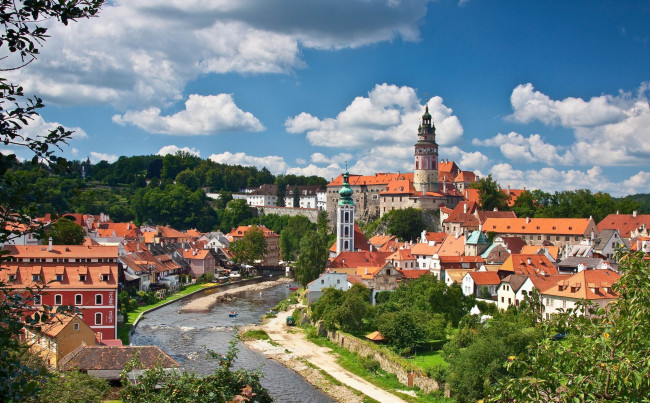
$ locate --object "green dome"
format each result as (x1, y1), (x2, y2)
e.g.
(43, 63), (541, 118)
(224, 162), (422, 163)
(338, 169), (354, 206)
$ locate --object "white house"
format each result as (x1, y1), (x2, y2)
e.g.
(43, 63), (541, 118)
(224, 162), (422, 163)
(592, 229), (624, 261)
(462, 271), (501, 297)
(306, 272), (350, 304)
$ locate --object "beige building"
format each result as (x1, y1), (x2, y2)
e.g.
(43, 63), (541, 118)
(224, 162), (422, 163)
(482, 217), (599, 248)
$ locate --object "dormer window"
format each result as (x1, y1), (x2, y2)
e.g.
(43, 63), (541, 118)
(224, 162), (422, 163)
(79, 274), (87, 282)
(55, 274), (63, 282)
(8, 274), (16, 282)
(32, 274), (40, 282)
(101, 274), (109, 281)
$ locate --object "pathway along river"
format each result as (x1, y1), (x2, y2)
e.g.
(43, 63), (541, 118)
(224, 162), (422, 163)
(131, 280), (334, 403)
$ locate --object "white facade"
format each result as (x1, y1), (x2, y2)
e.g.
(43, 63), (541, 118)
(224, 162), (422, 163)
(496, 277), (534, 311)
(307, 272), (350, 304)
(336, 204), (355, 255)
(317, 190), (327, 211)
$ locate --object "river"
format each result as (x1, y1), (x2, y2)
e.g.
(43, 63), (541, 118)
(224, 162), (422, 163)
(130, 280), (335, 403)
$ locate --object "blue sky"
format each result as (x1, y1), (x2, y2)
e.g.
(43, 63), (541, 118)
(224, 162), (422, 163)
(6, 0), (650, 196)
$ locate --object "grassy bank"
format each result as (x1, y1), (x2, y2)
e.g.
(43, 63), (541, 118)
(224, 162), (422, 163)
(303, 326), (453, 403)
(117, 282), (211, 344)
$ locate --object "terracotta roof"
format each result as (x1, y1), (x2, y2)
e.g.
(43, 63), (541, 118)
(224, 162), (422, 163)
(476, 210), (517, 224)
(143, 231), (156, 243)
(368, 234), (397, 248)
(181, 249), (211, 260)
(501, 189), (526, 207)
(443, 201), (478, 225)
(468, 271), (501, 285)
(498, 236), (526, 254)
(378, 238), (405, 252)
(158, 226), (188, 239)
(227, 225), (279, 238)
(423, 232), (447, 243)
(436, 234), (466, 256)
(3, 245), (118, 259)
(411, 242), (442, 256)
(387, 248), (415, 261)
(328, 172), (414, 187)
(483, 217), (593, 235)
(597, 213), (650, 238)
(36, 313), (81, 338)
(346, 274), (367, 286)
(83, 237), (100, 246)
(520, 245), (560, 260)
(356, 266), (382, 280)
(61, 346), (179, 371)
(483, 244), (510, 263)
(96, 222), (141, 239)
(365, 331), (385, 341)
(527, 273), (570, 292)
(464, 188), (481, 204)
(438, 160), (460, 174)
(185, 229), (202, 238)
(329, 224), (370, 253)
(500, 254), (558, 276)
(0, 264), (118, 289)
(455, 171), (476, 182)
(542, 269), (619, 300)
(328, 251), (391, 269)
(444, 269), (471, 284)
(379, 179), (416, 195)
(399, 269), (430, 279)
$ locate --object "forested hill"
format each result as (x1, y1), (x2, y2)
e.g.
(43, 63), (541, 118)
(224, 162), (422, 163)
(9, 153), (326, 232)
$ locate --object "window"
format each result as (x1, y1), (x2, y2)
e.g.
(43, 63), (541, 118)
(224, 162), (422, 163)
(337, 279), (340, 284)
(537, 236), (542, 241)
(321, 279), (324, 284)
(101, 274), (109, 281)
(54, 294), (62, 305)
(32, 274), (40, 282)
(95, 294), (103, 305)
(34, 294), (42, 305)
(73, 323), (79, 331)
(95, 313), (102, 325)
(75, 294), (82, 305)
(56, 274), (63, 282)
(8, 274), (16, 282)
(79, 274), (86, 282)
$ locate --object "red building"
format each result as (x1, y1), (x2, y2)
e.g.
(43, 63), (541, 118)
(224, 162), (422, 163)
(1, 244), (119, 341)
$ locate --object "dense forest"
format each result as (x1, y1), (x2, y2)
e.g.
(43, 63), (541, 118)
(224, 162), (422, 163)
(9, 152), (326, 232)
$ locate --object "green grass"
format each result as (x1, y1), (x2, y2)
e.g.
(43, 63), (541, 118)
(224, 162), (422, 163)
(240, 329), (270, 341)
(410, 350), (448, 373)
(117, 283), (213, 344)
(302, 326), (452, 403)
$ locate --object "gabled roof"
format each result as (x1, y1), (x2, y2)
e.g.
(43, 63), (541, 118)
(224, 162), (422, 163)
(444, 269), (471, 284)
(356, 266), (382, 280)
(500, 274), (529, 293)
(502, 188), (526, 207)
(436, 234), (465, 257)
(96, 222), (141, 239)
(181, 249), (211, 260)
(597, 213), (650, 238)
(500, 254), (558, 276)
(328, 172), (414, 187)
(476, 210), (517, 224)
(399, 269), (430, 279)
(0, 264), (118, 289)
(368, 234), (396, 248)
(498, 236), (526, 254)
(422, 232), (447, 243)
(483, 217), (593, 235)
(520, 245), (560, 260)
(158, 226), (188, 239)
(227, 225), (279, 238)
(387, 248), (415, 261)
(592, 229), (620, 250)
(482, 244), (511, 263)
(466, 230), (490, 245)
(438, 160), (460, 175)
(379, 179), (416, 195)
(557, 256), (606, 270)
(61, 346), (179, 371)
(36, 313), (83, 338)
(411, 242), (442, 256)
(328, 251), (391, 269)
(3, 245), (118, 259)
(468, 271), (501, 285)
(455, 171), (476, 182)
(463, 188), (481, 204)
(542, 269), (620, 300)
(366, 331), (385, 341)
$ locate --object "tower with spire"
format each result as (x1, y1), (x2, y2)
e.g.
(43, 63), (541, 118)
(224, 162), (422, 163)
(413, 104), (439, 194)
(336, 167), (355, 255)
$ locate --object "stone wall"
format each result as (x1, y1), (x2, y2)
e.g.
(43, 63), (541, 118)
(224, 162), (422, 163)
(256, 206), (319, 223)
(320, 325), (442, 394)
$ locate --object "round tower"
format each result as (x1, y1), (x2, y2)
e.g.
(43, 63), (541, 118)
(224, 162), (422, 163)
(336, 168), (355, 255)
(413, 104), (439, 194)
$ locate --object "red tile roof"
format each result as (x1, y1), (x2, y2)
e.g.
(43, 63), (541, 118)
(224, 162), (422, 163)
(227, 225), (279, 238)
(597, 213), (650, 238)
(379, 179), (416, 195)
(455, 171), (476, 182)
(542, 269), (620, 300)
(328, 172), (414, 187)
(500, 254), (558, 276)
(422, 232), (447, 243)
(399, 269), (430, 279)
(328, 251), (392, 269)
(469, 271), (501, 285)
(0, 264), (118, 289)
(483, 217), (593, 235)
(3, 245), (118, 259)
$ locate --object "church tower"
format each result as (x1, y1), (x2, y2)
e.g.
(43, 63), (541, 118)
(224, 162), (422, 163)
(413, 104), (439, 194)
(336, 168), (355, 255)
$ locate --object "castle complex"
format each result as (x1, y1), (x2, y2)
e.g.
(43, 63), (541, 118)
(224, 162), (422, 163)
(326, 105), (471, 228)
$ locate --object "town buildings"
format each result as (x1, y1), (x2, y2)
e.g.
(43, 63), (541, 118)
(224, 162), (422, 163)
(227, 225), (280, 266)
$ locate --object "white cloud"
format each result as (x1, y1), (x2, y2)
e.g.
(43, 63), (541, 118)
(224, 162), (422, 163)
(157, 145), (201, 157)
(113, 94), (264, 134)
(286, 84), (463, 148)
(90, 152), (118, 164)
(310, 152), (354, 165)
(71, 148), (79, 156)
(7, 0), (432, 108)
(442, 146), (489, 171)
(508, 83), (628, 128)
(473, 132), (574, 165)
(208, 151), (289, 173)
(19, 115), (88, 141)
(295, 157), (307, 165)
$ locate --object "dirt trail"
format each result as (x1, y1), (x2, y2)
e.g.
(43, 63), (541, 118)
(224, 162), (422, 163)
(246, 307), (407, 403)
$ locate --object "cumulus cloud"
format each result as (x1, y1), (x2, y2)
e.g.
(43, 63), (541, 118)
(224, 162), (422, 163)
(473, 132), (574, 165)
(442, 146), (490, 171)
(208, 151), (289, 173)
(19, 115), (88, 141)
(488, 163), (646, 196)
(157, 145), (201, 157)
(7, 0), (432, 108)
(90, 152), (118, 164)
(508, 83), (628, 127)
(286, 84), (463, 148)
(113, 94), (264, 134)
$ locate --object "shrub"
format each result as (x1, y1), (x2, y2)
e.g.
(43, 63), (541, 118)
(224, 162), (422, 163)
(360, 355), (381, 374)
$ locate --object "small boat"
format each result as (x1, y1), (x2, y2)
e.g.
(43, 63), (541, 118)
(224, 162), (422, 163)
(228, 311), (238, 317)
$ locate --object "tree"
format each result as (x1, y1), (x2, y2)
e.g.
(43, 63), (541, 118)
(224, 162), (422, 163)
(0, 1), (104, 400)
(384, 208), (424, 241)
(47, 218), (86, 245)
(292, 185), (300, 207)
(470, 174), (510, 211)
(490, 251), (650, 402)
(279, 215), (314, 261)
(511, 189), (537, 218)
(229, 226), (267, 266)
(377, 311), (428, 354)
(294, 229), (329, 287)
(219, 199), (253, 232)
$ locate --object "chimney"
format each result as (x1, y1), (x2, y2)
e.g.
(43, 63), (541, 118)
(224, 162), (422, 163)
(616, 210), (619, 215)
(455, 231), (459, 239)
(364, 267), (368, 275)
(526, 217), (530, 224)
(526, 257), (532, 265)
(48, 237), (53, 252)
(493, 207), (498, 211)
(478, 224), (483, 232)
(463, 203), (468, 214)
(127, 222), (131, 230)
(633, 210), (638, 218)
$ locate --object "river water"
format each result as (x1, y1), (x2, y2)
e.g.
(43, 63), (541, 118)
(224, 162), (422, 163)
(130, 280), (334, 403)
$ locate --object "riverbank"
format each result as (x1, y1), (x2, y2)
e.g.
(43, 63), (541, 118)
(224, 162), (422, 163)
(179, 277), (292, 313)
(241, 308), (408, 403)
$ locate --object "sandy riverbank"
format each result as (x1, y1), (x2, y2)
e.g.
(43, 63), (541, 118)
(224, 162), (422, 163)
(179, 277), (293, 313)
(241, 308), (407, 403)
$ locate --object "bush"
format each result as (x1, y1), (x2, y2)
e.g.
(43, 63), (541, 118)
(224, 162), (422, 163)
(360, 355), (381, 374)
(426, 363), (449, 384)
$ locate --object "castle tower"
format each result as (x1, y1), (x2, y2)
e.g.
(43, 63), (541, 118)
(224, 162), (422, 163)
(336, 168), (355, 255)
(413, 104), (439, 194)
